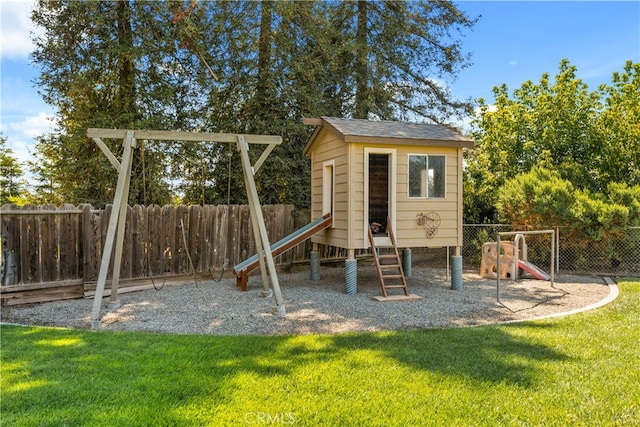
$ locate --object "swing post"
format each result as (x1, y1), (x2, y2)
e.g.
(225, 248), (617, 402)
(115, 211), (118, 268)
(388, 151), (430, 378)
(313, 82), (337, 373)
(237, 135), (285, 313)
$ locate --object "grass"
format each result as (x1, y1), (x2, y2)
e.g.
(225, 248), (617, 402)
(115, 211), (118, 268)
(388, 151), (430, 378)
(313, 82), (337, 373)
(1, 281), (639, 426)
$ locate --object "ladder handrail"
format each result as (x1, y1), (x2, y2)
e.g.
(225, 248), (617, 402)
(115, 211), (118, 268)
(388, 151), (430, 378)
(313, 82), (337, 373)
(368, 217), (409, 297)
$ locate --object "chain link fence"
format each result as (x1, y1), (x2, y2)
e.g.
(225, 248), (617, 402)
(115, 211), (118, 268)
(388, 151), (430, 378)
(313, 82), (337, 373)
(461, 225), (640, 277)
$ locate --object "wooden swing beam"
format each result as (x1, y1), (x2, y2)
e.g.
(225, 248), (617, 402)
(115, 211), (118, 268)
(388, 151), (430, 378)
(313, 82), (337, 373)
(86, 128), (285, 328)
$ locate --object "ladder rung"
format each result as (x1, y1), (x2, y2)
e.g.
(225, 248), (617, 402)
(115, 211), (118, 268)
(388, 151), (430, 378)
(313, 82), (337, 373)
(369, 217), (413, 298)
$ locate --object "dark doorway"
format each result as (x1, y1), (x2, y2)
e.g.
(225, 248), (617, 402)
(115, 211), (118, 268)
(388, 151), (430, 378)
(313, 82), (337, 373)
(368, 154), (389, 235)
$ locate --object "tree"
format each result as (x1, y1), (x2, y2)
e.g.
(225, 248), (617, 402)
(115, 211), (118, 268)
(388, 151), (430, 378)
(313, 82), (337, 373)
(170, 0), (328, 207)
(31, 0), (182, 207)
(0, 135), (25, 205)
(465, 60), (640, 223)
(596, 61), (640, 186)
(351, 1), (477, 122)
(30, 0), (477, 208)
(193, 0), (478, 206)
(27, 134), (64, 205)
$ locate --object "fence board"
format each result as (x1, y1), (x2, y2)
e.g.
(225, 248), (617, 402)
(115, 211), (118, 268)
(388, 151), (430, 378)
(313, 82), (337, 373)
(161, 205), (175, 274)
(189, 205), (203, 272)
(226, 205), (241, 267)
(147, 205), (162, 276)
(1, 204), (20, 286)
(175, 205), (190, 274)
(118, 205), (132, 279)
(81, 204), (97, 282)
(281, 205), (295, 265)
(59, 204), (79, 280)
(131, 205), (146, 278)
(202, 205), (215, 271)
(25, 205), (41, 283)
(292, 210), (311, 262)
(212, 205), (228, 270)
(40, 204), (57, 282)
(239, 205), (251, 263)
(2, 283), (84, 305)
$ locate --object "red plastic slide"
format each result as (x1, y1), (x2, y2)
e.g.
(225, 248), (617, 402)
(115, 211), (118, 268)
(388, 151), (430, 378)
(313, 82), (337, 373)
(518, 260), (551, 280)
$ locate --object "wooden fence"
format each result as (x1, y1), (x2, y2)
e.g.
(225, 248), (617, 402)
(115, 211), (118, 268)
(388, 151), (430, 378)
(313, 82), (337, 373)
(0, 204), (317, 305)
(9, 204), (636, 306)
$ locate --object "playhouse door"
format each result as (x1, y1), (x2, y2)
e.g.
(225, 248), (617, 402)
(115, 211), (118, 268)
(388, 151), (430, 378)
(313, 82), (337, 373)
(364, 148), (396, 247)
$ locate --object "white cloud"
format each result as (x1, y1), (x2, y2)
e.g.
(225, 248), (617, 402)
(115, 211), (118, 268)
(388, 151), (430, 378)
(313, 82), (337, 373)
(3, 112), (57, 166)
(8, 111), (57, 138)
(508, 59), (518, 66)
(5, 136), (32, 164)
(0, 1), (39, 60)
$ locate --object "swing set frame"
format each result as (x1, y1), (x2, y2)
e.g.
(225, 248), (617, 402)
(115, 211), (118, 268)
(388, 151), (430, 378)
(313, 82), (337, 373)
(87, 128), (286, 327)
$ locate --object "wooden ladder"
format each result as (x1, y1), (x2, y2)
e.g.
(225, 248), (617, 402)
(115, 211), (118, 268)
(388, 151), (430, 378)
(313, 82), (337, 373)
(368, 218), (409, 297)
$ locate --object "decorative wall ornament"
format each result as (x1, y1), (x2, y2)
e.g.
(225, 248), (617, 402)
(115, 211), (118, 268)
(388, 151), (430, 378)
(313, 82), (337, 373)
(416, 212), (441, 238)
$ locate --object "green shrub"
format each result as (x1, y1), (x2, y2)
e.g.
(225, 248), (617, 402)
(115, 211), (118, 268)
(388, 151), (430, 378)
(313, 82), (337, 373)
(498, 167), (640, 236)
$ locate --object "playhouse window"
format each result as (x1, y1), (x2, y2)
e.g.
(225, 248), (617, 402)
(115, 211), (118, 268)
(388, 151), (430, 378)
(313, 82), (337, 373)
(408, 154), (445, 198)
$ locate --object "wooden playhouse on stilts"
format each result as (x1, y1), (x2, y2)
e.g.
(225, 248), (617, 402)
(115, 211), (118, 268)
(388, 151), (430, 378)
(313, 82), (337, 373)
(302, 117), (474, 299)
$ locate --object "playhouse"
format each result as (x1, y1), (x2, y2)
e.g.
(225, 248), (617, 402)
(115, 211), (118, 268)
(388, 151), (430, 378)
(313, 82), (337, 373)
(302, 117), (474, 292)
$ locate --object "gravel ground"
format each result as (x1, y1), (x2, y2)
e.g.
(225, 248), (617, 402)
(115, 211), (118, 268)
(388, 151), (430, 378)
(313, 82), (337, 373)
(0, 266), (612, 336)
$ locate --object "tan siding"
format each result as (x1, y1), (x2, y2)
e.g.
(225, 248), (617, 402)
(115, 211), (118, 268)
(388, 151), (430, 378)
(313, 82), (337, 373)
(393, 145), (461, 248)
(350, 144), (366, 248)
(308, 128), (350, 246)
(308, 133), (465, 250)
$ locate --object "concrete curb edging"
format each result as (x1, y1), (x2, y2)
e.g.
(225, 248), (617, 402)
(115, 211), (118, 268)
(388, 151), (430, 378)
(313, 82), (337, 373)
(495, 277), (620, 326)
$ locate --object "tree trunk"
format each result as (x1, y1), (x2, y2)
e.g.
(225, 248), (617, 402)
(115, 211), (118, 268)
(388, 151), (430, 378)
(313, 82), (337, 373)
(116, 0), (136, 123)
(256, 0), (274, 122)
(354, 0), (369, 119)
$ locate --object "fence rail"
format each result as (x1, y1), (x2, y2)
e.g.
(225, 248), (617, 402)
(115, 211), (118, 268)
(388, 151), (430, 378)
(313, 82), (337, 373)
(2, 204), (639, 305)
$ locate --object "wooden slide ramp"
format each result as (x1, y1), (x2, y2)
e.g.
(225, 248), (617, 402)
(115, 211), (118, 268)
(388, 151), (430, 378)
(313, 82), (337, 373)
(233, 213), (332, 290)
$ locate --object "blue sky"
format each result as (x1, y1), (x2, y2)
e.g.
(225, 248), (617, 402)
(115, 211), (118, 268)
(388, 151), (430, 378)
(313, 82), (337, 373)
(1, 0), (639, 169)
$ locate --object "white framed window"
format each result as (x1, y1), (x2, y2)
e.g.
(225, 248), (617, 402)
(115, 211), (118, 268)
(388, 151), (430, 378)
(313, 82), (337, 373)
(408, 154), (446, 198)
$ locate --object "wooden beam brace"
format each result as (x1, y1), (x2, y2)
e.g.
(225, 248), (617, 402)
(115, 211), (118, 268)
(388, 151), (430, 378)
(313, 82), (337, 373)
(302, 118), (323, 126)
(91, 137), (121, 170)
(87, 128), (282, 145)
(253, 143), (278, 173)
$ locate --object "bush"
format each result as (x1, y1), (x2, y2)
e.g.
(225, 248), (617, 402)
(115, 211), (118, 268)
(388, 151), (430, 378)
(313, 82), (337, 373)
(498, 167), (640, 233)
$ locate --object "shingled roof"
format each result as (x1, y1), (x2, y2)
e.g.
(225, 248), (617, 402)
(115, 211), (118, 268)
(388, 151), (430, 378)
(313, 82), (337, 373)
(303, 117), (474, 155)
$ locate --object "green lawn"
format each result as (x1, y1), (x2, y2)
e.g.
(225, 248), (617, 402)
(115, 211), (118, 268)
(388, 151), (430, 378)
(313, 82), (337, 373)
(2, 281), (639, 426)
